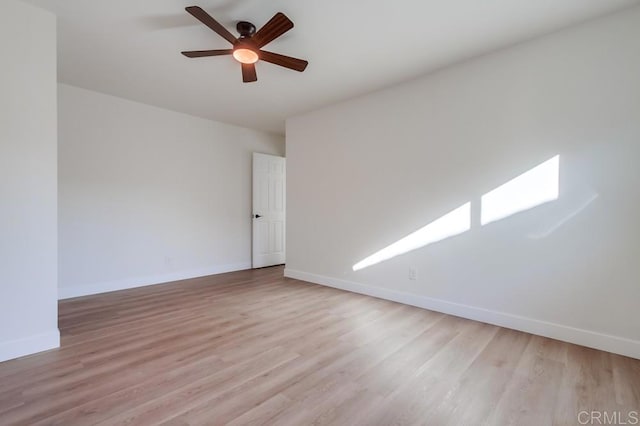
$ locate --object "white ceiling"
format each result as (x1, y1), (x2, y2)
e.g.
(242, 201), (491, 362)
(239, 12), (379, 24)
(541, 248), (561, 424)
(22, 0), (640, 134)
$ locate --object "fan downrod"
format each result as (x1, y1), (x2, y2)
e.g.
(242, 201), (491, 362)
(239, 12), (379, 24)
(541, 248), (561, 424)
(236, 21), (256, 38)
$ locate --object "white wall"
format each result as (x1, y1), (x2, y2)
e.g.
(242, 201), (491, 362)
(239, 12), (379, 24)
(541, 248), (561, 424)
(0, 0), (59, 362)
(58, 84), (284, 298)
(286, 6), (640, 359)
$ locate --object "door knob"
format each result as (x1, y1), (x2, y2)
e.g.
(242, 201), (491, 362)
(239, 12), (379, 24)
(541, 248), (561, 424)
(254, 214), (262, 219)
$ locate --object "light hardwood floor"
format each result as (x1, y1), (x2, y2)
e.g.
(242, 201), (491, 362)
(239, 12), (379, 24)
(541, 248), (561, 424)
(0, 266), (638, 425)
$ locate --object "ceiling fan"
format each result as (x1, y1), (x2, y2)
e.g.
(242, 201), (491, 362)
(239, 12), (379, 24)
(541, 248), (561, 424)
(181, 6), (308, 83)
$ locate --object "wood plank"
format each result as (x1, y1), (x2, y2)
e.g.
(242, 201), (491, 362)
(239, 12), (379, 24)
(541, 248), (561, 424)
(0, 266), (637, 425)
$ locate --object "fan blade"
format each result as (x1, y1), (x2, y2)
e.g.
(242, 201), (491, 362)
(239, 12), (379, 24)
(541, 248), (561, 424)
(182, 49), (233, 58)
(185, 6), (237, 44)
(259, 50), (308, 72)
(252, 13), (294, 48)
(242, 63), (258, 83)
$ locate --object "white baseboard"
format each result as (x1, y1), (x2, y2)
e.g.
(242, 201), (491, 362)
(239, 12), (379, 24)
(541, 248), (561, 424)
(0, 329), (60, 363)
(284, 268), (640, 360)
(59, 262), (252, 300)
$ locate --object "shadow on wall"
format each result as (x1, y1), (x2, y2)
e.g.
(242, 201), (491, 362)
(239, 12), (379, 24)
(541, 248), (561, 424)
(353, 155), (573, 271)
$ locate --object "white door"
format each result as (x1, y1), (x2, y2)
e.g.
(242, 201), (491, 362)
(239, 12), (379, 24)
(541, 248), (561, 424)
(252, 153), (286, 268)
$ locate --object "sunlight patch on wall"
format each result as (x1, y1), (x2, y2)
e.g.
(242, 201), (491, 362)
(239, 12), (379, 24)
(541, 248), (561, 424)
(481, 155), (559, 226)
(352, 202), (471, 271)
(352, 155), (560, 272)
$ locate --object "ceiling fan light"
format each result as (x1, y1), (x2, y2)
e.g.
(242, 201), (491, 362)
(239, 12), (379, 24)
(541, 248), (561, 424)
(233, 48), (259, 64)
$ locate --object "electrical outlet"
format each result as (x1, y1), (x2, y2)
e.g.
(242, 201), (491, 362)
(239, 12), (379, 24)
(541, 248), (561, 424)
(408, 267), (417, 280)
(164, 256), (172, 266)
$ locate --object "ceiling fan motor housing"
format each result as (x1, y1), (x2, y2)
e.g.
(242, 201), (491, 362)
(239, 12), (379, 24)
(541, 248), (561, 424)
(236, 21), (256, 38)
